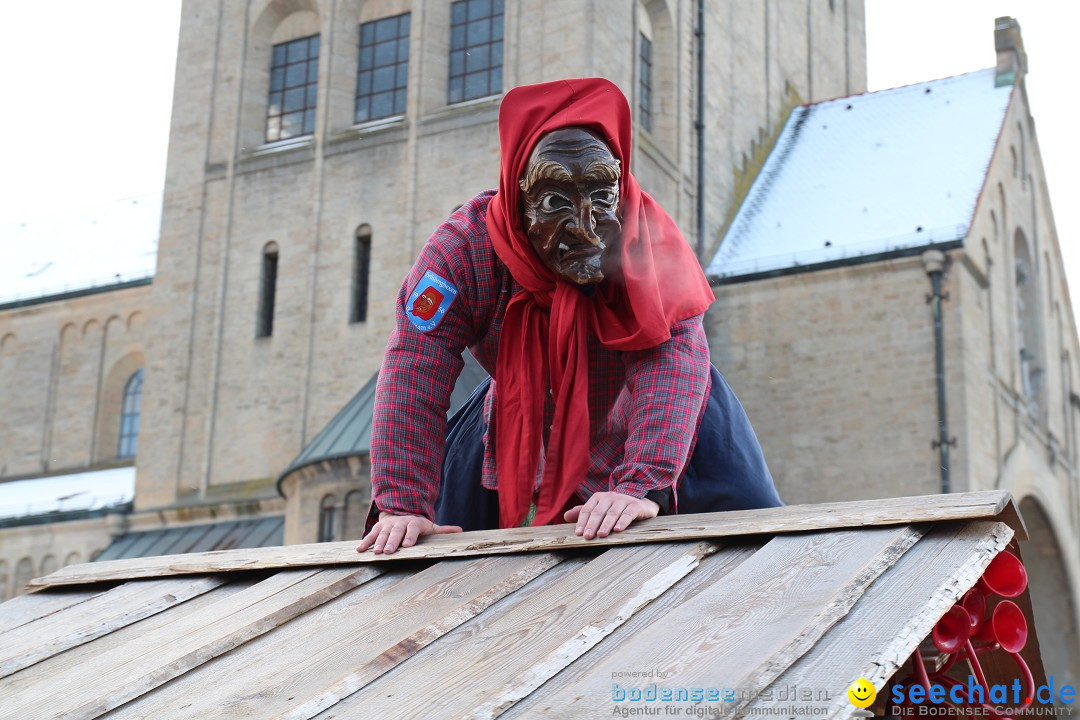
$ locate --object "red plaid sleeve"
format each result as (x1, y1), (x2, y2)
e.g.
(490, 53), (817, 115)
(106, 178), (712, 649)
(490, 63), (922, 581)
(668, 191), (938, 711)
(368, 197), (495, 525)
(608, 315), (711, 498)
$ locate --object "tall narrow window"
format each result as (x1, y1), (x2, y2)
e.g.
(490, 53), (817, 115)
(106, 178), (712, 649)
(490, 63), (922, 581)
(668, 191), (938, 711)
(117, 369), (144, 458)
(258, 242), (279, 338)
(356, 13), (410, 123)
(351, 226), (372, 323)
(639, 33), (653, 132)
(267, 34), (320, 142)
(319, 495), (338, 542)
(448, 0), (504, 104)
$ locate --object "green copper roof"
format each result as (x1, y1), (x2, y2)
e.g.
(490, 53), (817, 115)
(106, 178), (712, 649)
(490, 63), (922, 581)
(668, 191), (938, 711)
(278, 354), (490, 485)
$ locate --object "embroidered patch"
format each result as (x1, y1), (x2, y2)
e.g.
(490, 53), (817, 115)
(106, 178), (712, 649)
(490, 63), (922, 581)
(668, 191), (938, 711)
(405, 269), (459, 332)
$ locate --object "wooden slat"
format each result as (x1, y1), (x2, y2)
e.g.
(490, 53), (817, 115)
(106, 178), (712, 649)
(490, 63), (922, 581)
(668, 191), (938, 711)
(0, 586), (111, 633)
(105, 553), (562, 719)
(500, 543), (761, 719)
(1, 566), (382, 720)
(520, 525), (924, 719)
(286, 541), (718, 720)
(0, 576), (261, 700)
(0, 576), (224, 679)
(745, 521), (1014, 719)
(30, 491), (1019, 587)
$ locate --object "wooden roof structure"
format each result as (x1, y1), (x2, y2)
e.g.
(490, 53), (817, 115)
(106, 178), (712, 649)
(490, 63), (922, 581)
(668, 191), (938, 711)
(0, 491), (1044, 719)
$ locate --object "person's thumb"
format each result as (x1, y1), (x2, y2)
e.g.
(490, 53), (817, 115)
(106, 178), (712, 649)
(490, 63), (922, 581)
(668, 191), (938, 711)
(432, 524), (463, 534)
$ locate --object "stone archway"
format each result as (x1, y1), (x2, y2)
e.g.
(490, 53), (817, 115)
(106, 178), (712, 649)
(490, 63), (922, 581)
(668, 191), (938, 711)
(1019, 496), (1080, 687)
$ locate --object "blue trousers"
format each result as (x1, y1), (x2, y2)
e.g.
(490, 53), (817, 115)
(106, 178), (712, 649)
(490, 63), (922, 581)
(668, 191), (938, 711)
(435, 365), (782, 531)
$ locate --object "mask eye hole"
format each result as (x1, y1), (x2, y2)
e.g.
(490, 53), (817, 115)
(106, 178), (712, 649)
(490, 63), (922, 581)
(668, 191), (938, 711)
(540, 192), (571, 212)
(591, 189), (617, 210)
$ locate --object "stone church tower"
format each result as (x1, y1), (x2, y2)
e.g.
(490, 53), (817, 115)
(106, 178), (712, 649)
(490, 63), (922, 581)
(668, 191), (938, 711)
(1, 0), (864, 596)
(137, 0), (865, 529)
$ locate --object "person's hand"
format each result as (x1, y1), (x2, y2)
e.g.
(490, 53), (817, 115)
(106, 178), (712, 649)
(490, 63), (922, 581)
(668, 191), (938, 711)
(563, 491), (660, 540)
(356, 512), (462, 554)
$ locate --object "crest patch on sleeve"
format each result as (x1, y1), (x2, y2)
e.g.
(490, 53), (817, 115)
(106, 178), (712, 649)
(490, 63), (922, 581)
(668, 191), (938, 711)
(405, 269), (460, 332)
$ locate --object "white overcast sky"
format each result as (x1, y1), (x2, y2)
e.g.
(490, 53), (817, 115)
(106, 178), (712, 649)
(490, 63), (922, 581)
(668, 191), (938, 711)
(0, 1), (1077, 306)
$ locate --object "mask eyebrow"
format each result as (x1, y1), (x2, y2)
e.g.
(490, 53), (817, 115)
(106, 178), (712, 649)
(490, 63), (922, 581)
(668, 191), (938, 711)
(519, 160), (572, 193)
(583, 159), (621, 184)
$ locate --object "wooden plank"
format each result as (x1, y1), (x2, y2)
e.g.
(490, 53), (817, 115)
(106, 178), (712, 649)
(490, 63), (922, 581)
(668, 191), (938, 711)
(0, 575), (261, 699)
(517, 525), (924, 719)
(286, 541), (718, 720)
(0, 575), (225, 679)
(30, 491), (1018, 587)
(0, 586), (112, 633)
(1, 566), (383, 720)
(105, 553), (563, 719)
(744, 521), (1014, 719)
(500, 543), (762, 719)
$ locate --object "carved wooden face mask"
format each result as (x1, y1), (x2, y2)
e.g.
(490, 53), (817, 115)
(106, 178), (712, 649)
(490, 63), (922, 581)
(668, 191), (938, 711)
(519, 127), (622, 285)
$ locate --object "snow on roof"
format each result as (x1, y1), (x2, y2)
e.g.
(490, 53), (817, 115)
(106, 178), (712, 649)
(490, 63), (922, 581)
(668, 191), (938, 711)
(0, 466), (134, 520)
(707, 69), (1013, 280)
(0, 193), (160, 305)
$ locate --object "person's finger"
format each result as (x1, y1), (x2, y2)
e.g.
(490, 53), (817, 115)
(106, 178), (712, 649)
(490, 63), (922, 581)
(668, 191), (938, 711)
(357, 526), (379, 552)
(387, 522), (412, 553)
(595, 504), (623, 538)
(371, 524), (392, 554)
(576, 497), (601, 536)
(583, 498), (612, 539)
(433, 524), (463, 534)
(401, 519), (425, 548)
(613, 503), (639, 532)
(563, 505), (583, 522)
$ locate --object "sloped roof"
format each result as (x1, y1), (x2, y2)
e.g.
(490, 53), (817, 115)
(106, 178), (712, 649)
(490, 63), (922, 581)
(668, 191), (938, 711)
(0, 466), (134, 522)
(0, 491), (1042, 719)
(278, 352), (490, 481)
(707, 69), (1012, 282)
(0, 193), (159, 306)
(94, 516), (284, 562)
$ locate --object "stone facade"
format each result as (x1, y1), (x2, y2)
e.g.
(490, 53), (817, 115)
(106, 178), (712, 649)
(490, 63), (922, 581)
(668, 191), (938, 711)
(0, 286), (149, 479)
(0, 0), (864, 592)
(708, 76), (1080, 682)
(137, 0), (864, 514)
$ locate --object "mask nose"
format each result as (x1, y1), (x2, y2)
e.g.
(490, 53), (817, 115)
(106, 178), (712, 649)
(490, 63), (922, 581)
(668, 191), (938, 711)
(566, 198), (601, 246)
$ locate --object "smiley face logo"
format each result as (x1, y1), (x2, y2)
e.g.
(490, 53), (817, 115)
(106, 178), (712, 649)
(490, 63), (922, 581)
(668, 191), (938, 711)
(847, 678), (876, 708)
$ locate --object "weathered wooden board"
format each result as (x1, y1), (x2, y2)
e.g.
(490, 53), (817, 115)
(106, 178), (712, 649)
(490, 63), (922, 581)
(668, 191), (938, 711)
(0, 576), (260, 700)
(1, 567), (380, 720)
(500, 543), (762, 719)
(0, 585), (110, 633)
(287, 541), (717, 720)
(30, 491), (1020, 587)
(106, 553), (562, 719)
(0, 576), (224, 679)
(744, 521), (1014, 719)
(522, 525), (924, 718)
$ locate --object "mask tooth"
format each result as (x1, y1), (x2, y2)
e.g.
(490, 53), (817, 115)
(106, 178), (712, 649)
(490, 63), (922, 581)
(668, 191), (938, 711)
(597, 241), (607, 250)
(558, 242), (569, 251)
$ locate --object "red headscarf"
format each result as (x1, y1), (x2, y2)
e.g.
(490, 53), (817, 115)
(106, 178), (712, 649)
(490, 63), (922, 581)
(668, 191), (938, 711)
(485, 78), (714, 528)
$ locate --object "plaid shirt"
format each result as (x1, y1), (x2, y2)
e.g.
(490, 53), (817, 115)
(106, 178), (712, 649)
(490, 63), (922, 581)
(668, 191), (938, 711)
(370, 190), (712, 523)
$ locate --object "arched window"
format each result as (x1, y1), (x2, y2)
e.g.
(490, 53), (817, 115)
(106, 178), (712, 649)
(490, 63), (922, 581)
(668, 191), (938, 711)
(267, 33), (320, 142)
(257, 242), (280, 338)
(447, 0), (504, 103)
(636, 0), (675, 152)
(351, 226), (372, 323)
(117, 369), (144, 458)
(319, 494), (339, 542)
(13, 558), (33, 597)
(1014, 230), (1044, 414)
(343, 491), (366, 540)
(638, 6), (653, 132)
